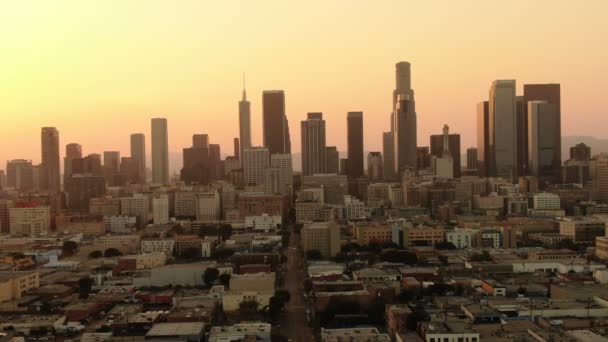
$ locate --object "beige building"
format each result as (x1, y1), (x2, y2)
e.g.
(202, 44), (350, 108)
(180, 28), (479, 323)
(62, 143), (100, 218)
(92, 234), (141, 254)
(222, 290), (273, 312)
(121, 252), (167, 269)
(0, 271), (40, 302)
(407, 226), (445, 247)
(301, 222), (340, 258)
(141, 238), (176, 256)
(596, 236), (608, 261)
(559, 218), (606, 243)
(354, 224), (393, 246)
(196, 191), (221, 223)
(9, 205), (50, 237)
(230, 272), (275, 292)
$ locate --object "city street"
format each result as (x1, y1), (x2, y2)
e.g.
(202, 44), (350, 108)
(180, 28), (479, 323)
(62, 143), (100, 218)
(281, 226), (315, 342)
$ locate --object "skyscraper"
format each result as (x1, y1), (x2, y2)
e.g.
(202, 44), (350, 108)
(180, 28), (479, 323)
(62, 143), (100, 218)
(570, 143), (591, 162)
(193, 134), (209, 148)
(524, 84), (561, 179)
(325, 146), (340, 174)
(489, 80), (518, 182)
(243, 147), (270, 185)
(234, 138), (240, 159)
(476, 101), (490, 177)
(64, 143), (82, 183)
(239, 82), (252, 158)
(515, 96), (527, 176)
(180, 137), (209, 185)
(347, 112), (364, 178)
(130, 133), (146, 184)
(209, 144), (221, 181)
(262, 90), (291, 154)
(367, 152), (383, 181)
(527, 101), (559, 183)
(40, 127), (60, 194)
(271, 153), (293, 197)
(430, 130), (461, 178)
(301, 112), (326, 176)
(382, 132), (395, 180)
(393, 62), (417, 175)
(466, 147), (478, 170)
(151, 118), (169, 184)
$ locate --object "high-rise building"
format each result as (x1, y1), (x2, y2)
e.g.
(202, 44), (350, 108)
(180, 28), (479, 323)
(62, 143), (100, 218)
(489, 80), (518, 182)
(466, 148), (478, 170)
(515, 96), (527, 176)
(152, 194), (170, 225)
(65, 174), (106, 212)
(430, 125), (455, 179)
(196, 191), (221, 223)
(103, 151), (121, 185)
(430, 129), (461, 178)
(262, 90), (291, 154)
(40, 127), (60, 194)
(301, 112), (326, 176)
(6, 159), (34, 191)
(233, 138), (240, 160)
(239, 84), (252, 158)
(151, 118), (169, 184)
(181, 137), (210, 185)
(524, 84), (562, 179)
(243, 147), (270, 186)
(130, 133), (146, 184)
(325, 146), (340, 174)
(597, 158), (608, 201)
(119, 157), (138, 184)
(416, 147), (430, 170)
(347, 111), (364, 178)
(64, 143), (82, 184)
(209, 144), (222, 181)
(367, 152), (383, 181)
(528, 101), (559, 183)
(270, 153), (293, 196)
(301, 222), (340, 258)
(120, 194), (149, 228)
(476, 101), (490, 177)
(570, 143), (591, 162)
(192, 134), (209, 148)
(382, 132), (395, 180)
(393, 62), (417, 175)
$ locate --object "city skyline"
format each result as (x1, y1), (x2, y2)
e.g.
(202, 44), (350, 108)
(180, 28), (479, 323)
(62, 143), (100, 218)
(2, 1), (607, 165)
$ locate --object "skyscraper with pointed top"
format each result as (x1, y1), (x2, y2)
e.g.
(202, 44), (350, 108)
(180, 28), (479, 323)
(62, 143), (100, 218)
(393, 61), (418, 175)
(239, 74), (252, 160)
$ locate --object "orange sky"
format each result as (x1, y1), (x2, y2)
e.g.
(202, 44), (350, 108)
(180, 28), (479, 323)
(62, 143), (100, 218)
(1, 0), (607, 168)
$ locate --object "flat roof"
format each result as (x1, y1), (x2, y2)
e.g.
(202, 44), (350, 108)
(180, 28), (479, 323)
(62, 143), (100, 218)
(146, 322), (205, 337)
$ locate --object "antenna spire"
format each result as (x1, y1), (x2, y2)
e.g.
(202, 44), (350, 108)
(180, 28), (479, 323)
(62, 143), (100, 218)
(242, 72), (247, 101)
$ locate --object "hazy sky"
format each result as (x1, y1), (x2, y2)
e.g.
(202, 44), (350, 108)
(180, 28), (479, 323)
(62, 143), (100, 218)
(1, 0), (607, 167)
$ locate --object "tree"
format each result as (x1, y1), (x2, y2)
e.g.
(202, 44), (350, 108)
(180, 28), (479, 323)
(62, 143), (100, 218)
(406, 308), (429, 331)
(181, 247), (201, 260)
(62, 241), (78, 256)
(341, 242), (362, 253)
(303, 279), (313, 294)
(218, 224), (233, 241)
(203, 267), (220, 287)
(219, 273), (231, 288)
(104, 248), (122, 257)
(214, 248), (235, 260)
(438, 255), (449, 265)
(321, 297), (361, 326)
(89, 250), (103, 258)
(239, 300), (259, 320)
(78, 277), (94, 299)
(274, 289), (291, 304)
(305, 249), (323, 260)
(470, 250), (491, 262)
(379, 250), (417, 265)
(435, 241), (457, 250)
(368, 298), (387, 325)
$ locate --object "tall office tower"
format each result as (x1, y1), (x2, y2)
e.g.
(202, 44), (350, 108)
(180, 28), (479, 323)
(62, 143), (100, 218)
(65, 174), (106, 212)
(597, 158), (608, 201)
(382, 132), (395, 180)
(515, 96), (527, 176)
(120, 194), (149, 228)
(477, 101), (490, 177)
(243, 147), (270, 185)
(524, 84), (561, 179)
(262, 90), (291, 154)
(119, 157), (138, 184)
(416, 147), (430, 170)
(431, 125), (455, 179)
(347, 111), (364, 178)
(467, 148), (478, 170)
(325, 146), (340, 174)
(103, 151), (120, 186)
(301, 112), (326, 176)
(40, 127), (60, 194)
(339, 158), (348, 175)
(234, 138), (240, 159)
(152, 194), (170, 225)
(193, 134), (209, 149)
(239, 84), (252, 158)
(0, 171), (5, 189)
(6, 159), (34, 191)
(271, 153), (293, 196)
(489, 80), (518, 182)
(430, 130), (461, 178)
(527, 101), (559, 183)
(209, 144), (222, 181)
(393, 62), (417, 175)
(83, 153), (103, 176)
(130, 133), (146, 184)
(151, 118), (169, 184)
(367, 152), (383, 181)
(570, 143), (591, 162)
(64, 143), (82, 184)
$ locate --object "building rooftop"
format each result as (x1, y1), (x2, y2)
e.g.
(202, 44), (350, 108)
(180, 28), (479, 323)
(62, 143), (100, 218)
(145, 322), (205, 337)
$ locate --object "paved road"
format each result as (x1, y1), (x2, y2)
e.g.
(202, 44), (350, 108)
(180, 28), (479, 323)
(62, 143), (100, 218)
(282, 226), (315, 342)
